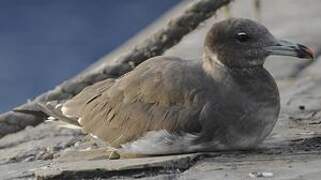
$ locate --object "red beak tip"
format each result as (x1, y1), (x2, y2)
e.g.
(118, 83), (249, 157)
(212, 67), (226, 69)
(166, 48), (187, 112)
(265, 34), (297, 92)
(308, 47), (315, 59)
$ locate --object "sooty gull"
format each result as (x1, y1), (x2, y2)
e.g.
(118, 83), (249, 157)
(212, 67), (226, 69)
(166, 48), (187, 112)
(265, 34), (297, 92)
(43, 18), (314, 159)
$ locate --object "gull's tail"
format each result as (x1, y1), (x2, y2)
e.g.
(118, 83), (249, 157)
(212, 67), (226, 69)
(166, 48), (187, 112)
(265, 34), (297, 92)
(15, 101), (82, 129)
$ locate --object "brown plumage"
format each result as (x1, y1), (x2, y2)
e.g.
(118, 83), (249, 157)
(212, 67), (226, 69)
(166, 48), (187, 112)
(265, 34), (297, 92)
(62, 57), (206, 147)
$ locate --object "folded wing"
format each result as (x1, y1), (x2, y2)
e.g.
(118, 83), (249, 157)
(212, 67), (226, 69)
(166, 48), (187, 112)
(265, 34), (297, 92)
(62, 57), (207, 147)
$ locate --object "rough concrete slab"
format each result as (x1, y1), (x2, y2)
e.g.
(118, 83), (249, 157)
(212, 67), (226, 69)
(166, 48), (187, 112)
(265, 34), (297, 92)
(34, 154), (203, 180)
(179, 153), (321, 180)
(0, 123), (84, 165)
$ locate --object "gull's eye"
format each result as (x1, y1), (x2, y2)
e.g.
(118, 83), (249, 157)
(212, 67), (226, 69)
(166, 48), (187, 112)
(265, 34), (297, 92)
(235, 32), (250, 43)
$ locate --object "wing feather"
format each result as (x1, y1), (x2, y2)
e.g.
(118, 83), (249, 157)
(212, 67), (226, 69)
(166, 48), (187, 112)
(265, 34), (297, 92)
(62, 57), (207, 147)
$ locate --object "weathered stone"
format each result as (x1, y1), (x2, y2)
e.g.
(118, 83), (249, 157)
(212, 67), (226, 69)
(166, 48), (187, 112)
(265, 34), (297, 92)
(34, 154), (202, 180)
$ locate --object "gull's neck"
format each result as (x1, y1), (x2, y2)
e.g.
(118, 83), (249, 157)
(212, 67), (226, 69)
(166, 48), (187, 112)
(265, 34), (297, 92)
(201, 48), (266, 89)
(202, 47), (264, 76)
(202, 47), (227, 77)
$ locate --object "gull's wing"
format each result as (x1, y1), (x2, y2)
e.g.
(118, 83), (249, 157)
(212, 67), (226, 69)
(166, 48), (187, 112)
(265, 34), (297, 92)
(62, 56), (208, 147)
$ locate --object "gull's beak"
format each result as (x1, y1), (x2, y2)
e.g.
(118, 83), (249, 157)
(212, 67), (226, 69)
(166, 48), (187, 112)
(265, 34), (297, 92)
(265, 40), (314, 59)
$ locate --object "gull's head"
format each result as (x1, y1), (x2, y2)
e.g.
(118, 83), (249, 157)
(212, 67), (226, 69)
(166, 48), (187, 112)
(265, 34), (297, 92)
(204, 18), (314, 68)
